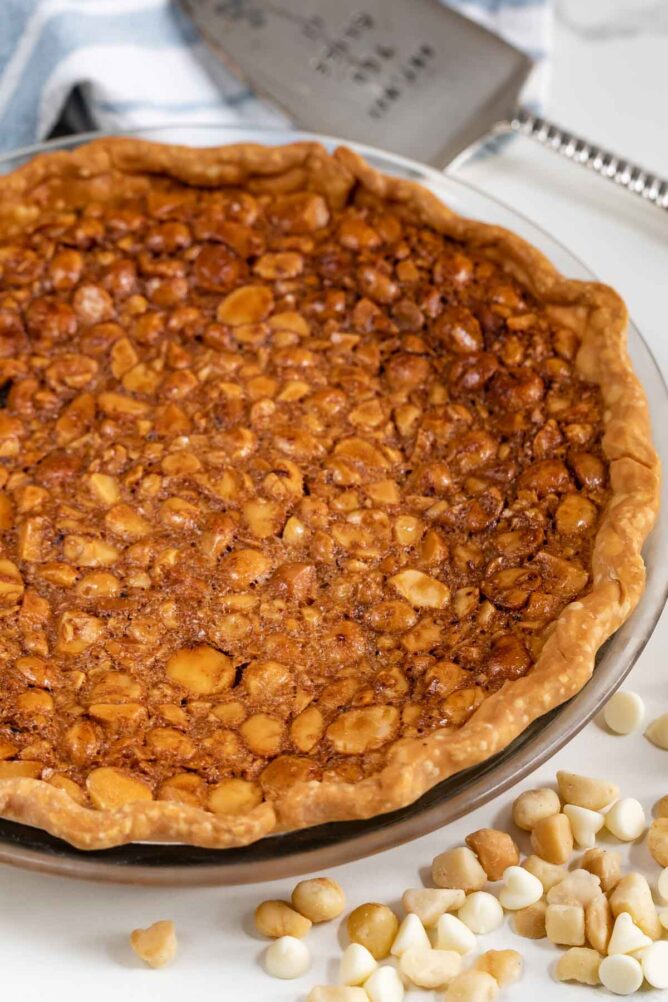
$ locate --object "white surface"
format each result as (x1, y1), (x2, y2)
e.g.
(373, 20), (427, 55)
(3, 2), (668, 998)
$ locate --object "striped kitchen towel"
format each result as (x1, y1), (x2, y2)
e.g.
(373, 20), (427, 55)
(0, 0), (551, 154)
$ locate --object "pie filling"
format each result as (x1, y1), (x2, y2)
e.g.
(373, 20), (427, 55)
(0, 165), (610, 817)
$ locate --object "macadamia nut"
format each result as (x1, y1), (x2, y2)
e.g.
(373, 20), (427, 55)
(531, 813), (573, 864)
(432, 846), (487, 892)
(555, 947), (601, 985)
(474, 949), (523, 986)
(465, 829), (519, 881)
(292, 877), (345, 922)
(512, 788), (560, 831)
(557, 771), (618, 810)
(402, 888), (465, 927)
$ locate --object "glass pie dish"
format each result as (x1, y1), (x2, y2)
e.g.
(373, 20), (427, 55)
(0, 125), (665, 885)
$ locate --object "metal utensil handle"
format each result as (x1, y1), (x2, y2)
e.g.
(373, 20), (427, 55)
(510, 108), (668, 211)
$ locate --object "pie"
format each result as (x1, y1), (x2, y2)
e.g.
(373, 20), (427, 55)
(0, 139), (658, 850)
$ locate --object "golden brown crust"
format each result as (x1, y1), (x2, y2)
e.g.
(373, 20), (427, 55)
(0, 139), (658, 849)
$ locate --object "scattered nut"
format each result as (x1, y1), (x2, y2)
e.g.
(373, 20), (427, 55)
(499, 866), (543, 911)
(129, 920), (177, 968)
(292, 877), (345, 922)
(445, 969), (499, 1002)
(598, 954), (643, 995)
(364, 964), (405, 1002)
(530, 813), (573, 864)
(603, 691), (645, 735)
(522, 855), (566, 892)
(347, 903), (399, 960)
(658, 867), (668, 903)
(640, 941), (668, 990)
(263, 935), (311, 979)
(556, 771), (618, 811)
(432, 846), (487, 892)
(545, 903), (585, 946)
(512, 788), (561, 831)
(605, 798), (646, 842)
(648, 818), (668, 866)
(400, 946), (463, 989)
(609, 872), (662, 939)
(458, 891), (504, 934)
(654, 794), (668, 819)
(390, 913), (430, 957)
(607, 912), (651, 956)
(465, 829), (519, 881)
(555, 947), (602, 985)
(474, 949), (523, 986)
(580, 847), (621, 892)
(435, 913), (477, 954)
(401, 888), (465, 926)
(513, 900), (547, 939)
(308, 988), (368, 1002)
(563, 804), (605, 848)
(546, 869), (601, 907)
(585, 893), (613, 954)
(254, 900), (312, 939)
(339, 944), (377, 986)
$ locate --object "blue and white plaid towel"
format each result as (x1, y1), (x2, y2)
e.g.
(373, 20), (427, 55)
(0, 0), (551, 155)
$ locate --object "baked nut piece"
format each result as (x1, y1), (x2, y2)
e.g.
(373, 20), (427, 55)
(0, 138), (657, 849)
(130, 920), (177, 968)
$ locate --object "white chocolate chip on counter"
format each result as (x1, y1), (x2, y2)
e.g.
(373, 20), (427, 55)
(498, 865), (543, 910)
(434, 912), (477, 953)
(607, 912), (652, 955)
(556, 771), (618, 811)
(555, 946), (602, 985)
(646, 712), (668, 750)
(389, 913), (430, 957)
(604, 798), (646, 842)
(603, 691), (645, 735)
(445, 969), (499, 1002)
(399, 946), (462, 989)
(263, 935), (311, 979)
(640, 941), (668, 989)
(339, 944), (377, 986)
(129, 920), (177, 969)
(563, 804), (605, 848)
(401, 887), (465, 926)
(598, 954), (644, 996)
(363, 964), (405, 1002)
(458, 891), (504, 934)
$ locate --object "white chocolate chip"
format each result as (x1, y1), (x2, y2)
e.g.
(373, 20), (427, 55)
(659, 868), (668, 904)
(364, 965), (405, 1002)
(399, 946), (462, 988)
(263, 935), (311, 979)
(604, 798), (646, 841)
(339, 944), (378, 986)
(646, 712), (668, 750)
(563, 804), (605, 848)
(640, 941), (668, 989)
(458, 891), (504, 934)
(390, 913), (430, 957)
(598, 954), (643, 996)
(603, 691), (645, 735)
(498, 866), (543, 911)
(607, 912), (652, 956)
(434, 913), (477, 953)
(402, 888), (465, 927)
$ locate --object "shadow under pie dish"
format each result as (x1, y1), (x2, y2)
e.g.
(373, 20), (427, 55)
(0, 139), (658, 851)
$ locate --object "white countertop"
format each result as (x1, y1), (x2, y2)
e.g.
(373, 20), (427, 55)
(3, 3), (668, 998)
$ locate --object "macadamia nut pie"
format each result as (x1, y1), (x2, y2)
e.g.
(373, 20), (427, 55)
(0, 140), (657, 849)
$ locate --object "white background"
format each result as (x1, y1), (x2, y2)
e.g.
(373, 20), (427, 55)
(3, 2), (668, 998)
